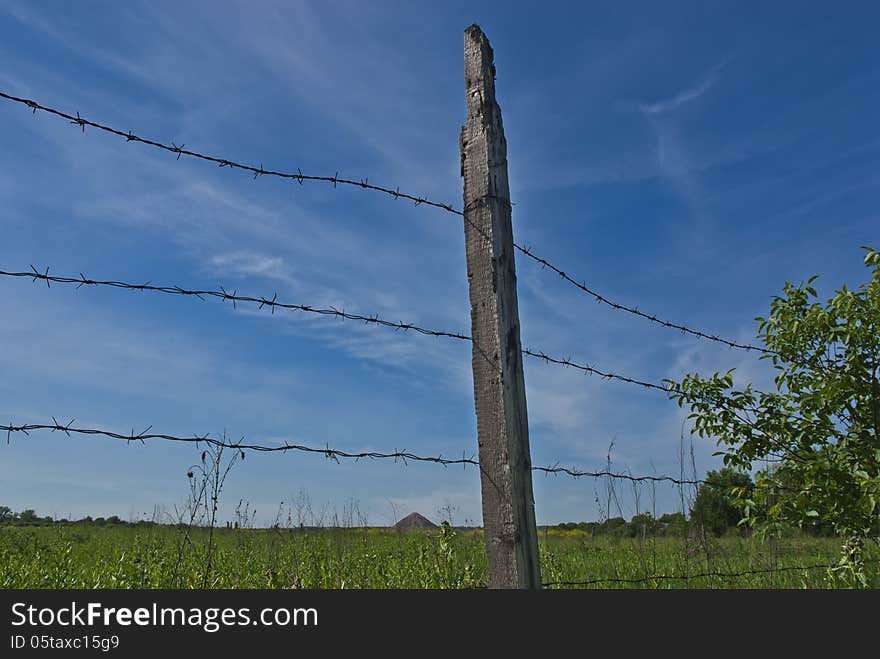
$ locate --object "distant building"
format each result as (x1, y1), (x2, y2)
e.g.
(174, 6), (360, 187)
(392, 512), (439, 531)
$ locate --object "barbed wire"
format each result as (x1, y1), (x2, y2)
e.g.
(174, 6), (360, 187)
(0, 267), (472, 341)
(520, 347), (669, 392)
(533, 465), (703, 486)
(0, 266), (670, 392)
(1, 419), (480, 467)
(0, 419), (706, 485)
(541, 559), (880, 587)
(0, 91), (459, 214)
(513, 242), (771, 354)
(0, 90), (770, 355)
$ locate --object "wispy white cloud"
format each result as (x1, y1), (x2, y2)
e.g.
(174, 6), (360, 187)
(634, 60), (736, 235)
(641, 73), (717, 116)
(206, 251), (295, 286)
(637, 72), (721, 233)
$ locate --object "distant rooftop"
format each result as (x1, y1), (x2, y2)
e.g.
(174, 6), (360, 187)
(392, 512), (439, 531)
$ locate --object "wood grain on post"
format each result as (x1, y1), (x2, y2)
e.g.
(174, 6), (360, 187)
(459, 24), (541, 589)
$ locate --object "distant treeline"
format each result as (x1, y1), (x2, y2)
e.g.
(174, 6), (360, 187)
(1, 506), (694, 535)
(548, 512), (689, 537)
(549, 467), (839, 538)
(0, 507), (156, 528)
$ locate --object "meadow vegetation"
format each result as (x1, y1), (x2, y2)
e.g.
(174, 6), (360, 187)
(1, 515), (876, 589)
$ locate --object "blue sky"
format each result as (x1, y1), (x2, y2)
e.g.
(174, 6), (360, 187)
(0, 1), (877, 526)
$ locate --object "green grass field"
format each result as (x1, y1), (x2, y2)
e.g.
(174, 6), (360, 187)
(2, 524), (876, 588)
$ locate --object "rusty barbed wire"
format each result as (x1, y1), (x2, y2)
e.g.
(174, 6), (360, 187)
(1, 419), (706, 485)
(0, 266), (671, 392)
(0, 90), (770, 356)
(542, 559), (880, 587)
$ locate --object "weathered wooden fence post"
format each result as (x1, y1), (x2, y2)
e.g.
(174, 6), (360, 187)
(460, 24), (541, 589)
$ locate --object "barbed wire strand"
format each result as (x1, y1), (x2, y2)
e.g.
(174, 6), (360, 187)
(533, 465), (703, 485)
(0, 420), (705, 485)
(0, 267), (670, 392)
(0, 91), (458, 215)
(514, 240), (771, 354)
(1, 420), (479, 466)
(0, 90), (769, 355)
(542, 558), (880, 587)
